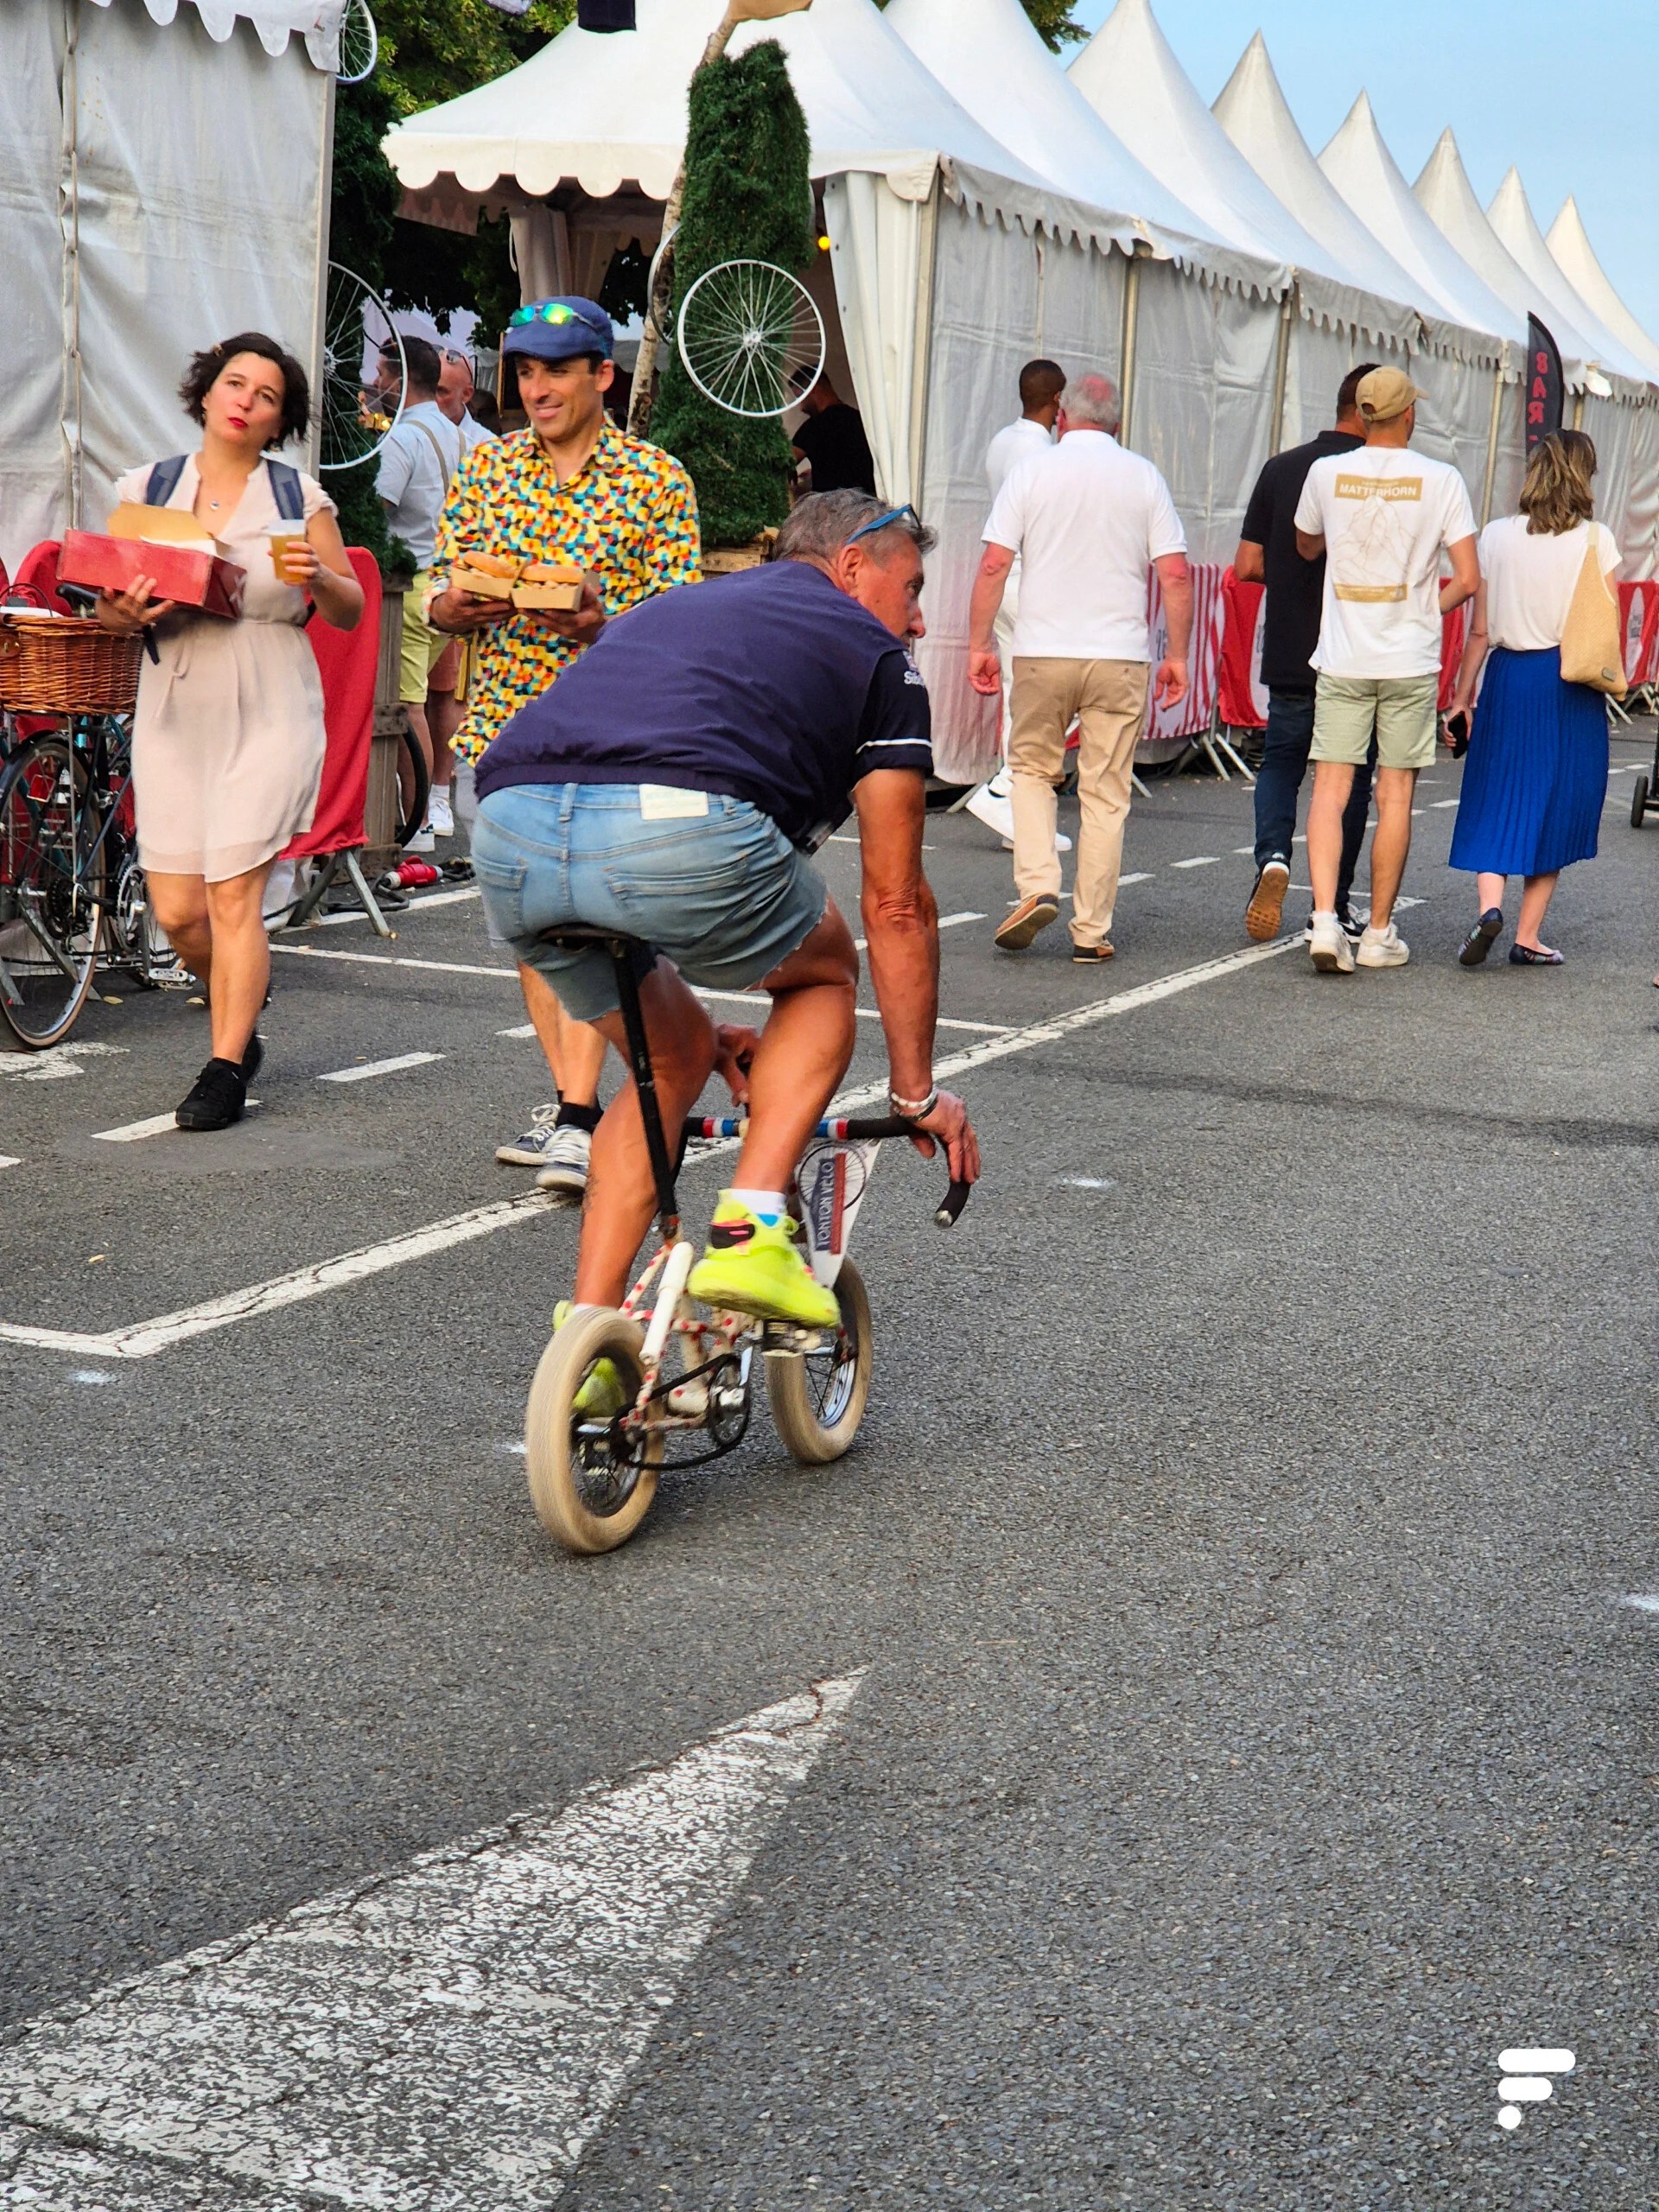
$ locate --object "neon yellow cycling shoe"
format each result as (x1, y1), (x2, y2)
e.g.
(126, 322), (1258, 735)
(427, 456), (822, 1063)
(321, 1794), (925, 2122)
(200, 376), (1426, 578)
(553, 1300), (628, 1421)
(686, 1193), (841, 1329)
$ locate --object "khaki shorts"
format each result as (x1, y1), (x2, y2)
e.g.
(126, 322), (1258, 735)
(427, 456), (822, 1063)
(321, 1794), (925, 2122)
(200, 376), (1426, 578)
(1311, 672), (1439, 772)
(399, 571), (448, 704)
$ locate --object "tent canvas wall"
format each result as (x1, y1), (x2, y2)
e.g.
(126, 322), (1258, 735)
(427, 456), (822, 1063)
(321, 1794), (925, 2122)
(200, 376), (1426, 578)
(1, 0), (340, 573)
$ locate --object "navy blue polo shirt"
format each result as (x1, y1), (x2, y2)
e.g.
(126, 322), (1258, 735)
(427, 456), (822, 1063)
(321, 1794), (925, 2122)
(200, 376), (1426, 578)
(474, 559), (932, 850)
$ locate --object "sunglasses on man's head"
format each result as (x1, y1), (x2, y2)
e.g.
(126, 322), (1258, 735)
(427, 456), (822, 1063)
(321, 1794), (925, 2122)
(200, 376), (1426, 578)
(846, 503), (919, 547)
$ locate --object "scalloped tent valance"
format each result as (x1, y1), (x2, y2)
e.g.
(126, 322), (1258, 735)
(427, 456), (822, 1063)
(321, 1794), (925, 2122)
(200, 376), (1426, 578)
(85, 0), (346, 68)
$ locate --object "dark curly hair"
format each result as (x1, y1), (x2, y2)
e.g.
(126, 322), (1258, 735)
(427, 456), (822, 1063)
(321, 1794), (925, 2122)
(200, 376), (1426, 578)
(178, 334), (310, 448)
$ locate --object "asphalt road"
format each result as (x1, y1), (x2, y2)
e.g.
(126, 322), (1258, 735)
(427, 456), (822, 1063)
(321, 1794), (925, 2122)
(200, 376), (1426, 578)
(3, 726), (1658, 2208)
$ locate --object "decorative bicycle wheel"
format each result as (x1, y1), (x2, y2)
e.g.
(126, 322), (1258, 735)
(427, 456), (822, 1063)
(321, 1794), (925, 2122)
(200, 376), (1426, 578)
(320, 263), (404, 473)
(676, 258), (825, 418)
(335, 0), (378, 84)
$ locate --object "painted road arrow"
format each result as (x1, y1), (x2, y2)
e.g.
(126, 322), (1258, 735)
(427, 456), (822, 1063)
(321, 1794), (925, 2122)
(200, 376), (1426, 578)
(0, 1675), (862, 2209)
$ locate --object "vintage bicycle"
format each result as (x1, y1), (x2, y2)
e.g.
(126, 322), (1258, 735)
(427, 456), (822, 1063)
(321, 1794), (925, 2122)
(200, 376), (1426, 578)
(524, 927), (970, 1554)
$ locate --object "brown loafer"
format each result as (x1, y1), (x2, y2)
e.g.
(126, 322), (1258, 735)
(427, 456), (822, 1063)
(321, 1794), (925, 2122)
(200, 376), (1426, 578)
(994, 893), (1060, 951)
(1071, 940), (1115, 963)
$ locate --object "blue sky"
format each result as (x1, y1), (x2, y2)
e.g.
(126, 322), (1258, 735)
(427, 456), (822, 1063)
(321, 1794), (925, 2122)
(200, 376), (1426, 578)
(1070, 0), (1659, 340)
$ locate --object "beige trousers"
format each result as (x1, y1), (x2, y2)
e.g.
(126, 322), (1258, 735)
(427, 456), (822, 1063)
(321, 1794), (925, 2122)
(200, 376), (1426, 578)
(1008, 657), (1149, 946)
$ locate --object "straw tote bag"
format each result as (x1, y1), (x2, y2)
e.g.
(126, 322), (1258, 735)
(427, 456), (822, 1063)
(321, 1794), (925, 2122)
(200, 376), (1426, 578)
(1559, 533), (1628, 696)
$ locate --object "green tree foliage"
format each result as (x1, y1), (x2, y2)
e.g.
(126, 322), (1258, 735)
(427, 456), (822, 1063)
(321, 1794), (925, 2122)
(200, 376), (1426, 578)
(651, 42), (814, 549)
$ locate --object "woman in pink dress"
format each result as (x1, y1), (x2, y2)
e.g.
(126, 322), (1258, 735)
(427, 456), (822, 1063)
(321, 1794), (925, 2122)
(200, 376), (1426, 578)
(96, 333), (364, 1128)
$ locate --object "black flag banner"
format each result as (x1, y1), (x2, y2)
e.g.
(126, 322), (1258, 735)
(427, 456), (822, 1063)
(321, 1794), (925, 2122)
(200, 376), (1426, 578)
(1525, 315), (1564, 454)
(578, 0), (637, 28)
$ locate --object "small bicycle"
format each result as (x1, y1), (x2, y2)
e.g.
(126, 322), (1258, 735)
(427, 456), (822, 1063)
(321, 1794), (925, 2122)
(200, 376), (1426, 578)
(523, 928), (970, 1554)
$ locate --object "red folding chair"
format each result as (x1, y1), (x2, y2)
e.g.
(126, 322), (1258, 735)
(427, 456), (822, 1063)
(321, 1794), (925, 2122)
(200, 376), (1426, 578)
(283, 550), (392, 935)
(11, 540), (73, 615)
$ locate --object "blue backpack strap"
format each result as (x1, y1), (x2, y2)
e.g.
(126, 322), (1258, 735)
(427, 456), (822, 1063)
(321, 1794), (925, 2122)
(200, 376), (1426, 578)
(144, 456), (189, 507)
(264, 458), (306, 523)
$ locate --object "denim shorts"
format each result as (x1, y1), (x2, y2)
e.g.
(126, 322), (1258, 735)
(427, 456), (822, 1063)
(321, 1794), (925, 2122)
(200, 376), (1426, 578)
(471, 782), (829, 1021)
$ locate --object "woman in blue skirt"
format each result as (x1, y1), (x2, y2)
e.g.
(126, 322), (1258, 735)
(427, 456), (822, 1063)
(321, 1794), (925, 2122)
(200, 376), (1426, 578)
(1446, 431), (1617, 966)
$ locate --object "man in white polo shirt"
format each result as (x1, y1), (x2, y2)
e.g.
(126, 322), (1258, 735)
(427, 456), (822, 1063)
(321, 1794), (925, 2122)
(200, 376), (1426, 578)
(1294, 366), (1479, 974)
(968, 371), (1192, 962)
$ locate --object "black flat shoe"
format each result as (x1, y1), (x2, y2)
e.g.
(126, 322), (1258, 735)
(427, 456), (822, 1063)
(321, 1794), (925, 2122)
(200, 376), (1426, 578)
(1509, 943), (1563, 966)
(175, 1057), (248, 1131)
(1459, 907), (1503, 966)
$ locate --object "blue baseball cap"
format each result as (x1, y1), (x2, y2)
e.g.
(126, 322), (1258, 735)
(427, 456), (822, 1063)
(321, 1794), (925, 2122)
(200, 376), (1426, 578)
(502, 296), (614, 362)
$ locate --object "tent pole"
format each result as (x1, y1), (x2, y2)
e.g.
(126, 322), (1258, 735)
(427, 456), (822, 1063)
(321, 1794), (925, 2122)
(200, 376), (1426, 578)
(1117, 246), (1144, 448)
(1479, 354), (1505, 526)
(60, 0), (85, 528)
(1268, 282), (1295, 455)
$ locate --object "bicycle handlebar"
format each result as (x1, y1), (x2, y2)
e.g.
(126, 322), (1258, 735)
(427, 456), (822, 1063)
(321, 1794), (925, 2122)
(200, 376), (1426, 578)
(683, 1114), (972, 1228)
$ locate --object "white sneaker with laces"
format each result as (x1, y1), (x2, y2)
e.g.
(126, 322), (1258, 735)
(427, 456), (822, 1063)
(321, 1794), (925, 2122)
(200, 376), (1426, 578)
(1308, 912), (1355, 974)
(496, 1103), (562, 1166)
(535, 1123), (592, 1198)
(1356, 921), (1410, 968)
(428, 790), (454, 838)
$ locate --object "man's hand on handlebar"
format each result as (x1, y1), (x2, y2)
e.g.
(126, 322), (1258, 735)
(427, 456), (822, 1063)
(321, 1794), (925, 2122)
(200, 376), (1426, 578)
(898, 1090), (980, 1188)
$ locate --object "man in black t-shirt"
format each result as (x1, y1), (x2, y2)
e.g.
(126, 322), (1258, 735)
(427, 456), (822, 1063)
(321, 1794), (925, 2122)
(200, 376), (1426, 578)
(791, 371), (878, 496)
(1238, 365), (1379, 943)
(474, 492), (979, 1332)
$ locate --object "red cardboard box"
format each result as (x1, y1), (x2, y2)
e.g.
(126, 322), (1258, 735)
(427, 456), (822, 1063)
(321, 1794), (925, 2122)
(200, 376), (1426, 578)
(59, 531), (246, 620)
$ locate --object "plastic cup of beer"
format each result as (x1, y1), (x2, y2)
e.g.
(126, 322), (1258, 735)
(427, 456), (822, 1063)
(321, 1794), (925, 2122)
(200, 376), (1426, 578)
(265, 518), (308, 583)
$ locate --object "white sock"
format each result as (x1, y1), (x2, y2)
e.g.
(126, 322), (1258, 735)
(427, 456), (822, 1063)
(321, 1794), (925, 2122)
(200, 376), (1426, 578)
(729, 1186), (788, 1223)
(1311, 908), (1338, 923)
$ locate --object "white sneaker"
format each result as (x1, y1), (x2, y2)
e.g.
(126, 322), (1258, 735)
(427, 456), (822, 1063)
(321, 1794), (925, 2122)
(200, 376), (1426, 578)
(1356, 921), (1410, 969)
(534, 1122), (591, 1198)
(965, 782), (1071, 854)
(405, 824), (436, 855)
(1308, 912), (1355, 974)
(496, 1103), (561, 1166)
(428, 790), (454, 839)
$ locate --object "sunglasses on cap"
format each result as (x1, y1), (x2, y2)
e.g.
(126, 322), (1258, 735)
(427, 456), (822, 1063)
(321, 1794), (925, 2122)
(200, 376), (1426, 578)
(510, 302), (585, 328)
(846, 503), (919, 546)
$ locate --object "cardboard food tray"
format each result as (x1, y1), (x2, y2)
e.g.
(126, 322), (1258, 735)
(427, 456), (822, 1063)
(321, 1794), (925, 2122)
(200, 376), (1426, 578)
(511, 575), (584, 612)
(59, 530), (246, 620)
(451, 560), (520, 601)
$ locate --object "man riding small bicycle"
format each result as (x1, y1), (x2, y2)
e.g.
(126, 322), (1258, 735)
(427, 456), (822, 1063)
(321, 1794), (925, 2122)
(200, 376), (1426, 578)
(469, 489), (980, 1333)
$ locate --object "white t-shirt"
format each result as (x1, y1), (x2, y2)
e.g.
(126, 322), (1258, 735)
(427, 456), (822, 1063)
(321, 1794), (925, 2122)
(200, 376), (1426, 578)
(1294, 443), (1477, 680)
(1479, 513), (1619, 652)
(375, 400), (463, 570)
(985, 416), (1053, 502)
(458, 410), (497, 456)
(983, 429), (1186, 662)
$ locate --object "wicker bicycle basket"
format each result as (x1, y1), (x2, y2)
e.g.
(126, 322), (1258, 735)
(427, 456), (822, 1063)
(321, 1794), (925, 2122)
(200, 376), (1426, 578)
(0, 616), (142, 714)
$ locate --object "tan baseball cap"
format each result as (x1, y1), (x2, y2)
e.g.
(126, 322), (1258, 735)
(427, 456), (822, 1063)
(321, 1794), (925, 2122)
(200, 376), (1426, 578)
(1356, 366), (1424, 423)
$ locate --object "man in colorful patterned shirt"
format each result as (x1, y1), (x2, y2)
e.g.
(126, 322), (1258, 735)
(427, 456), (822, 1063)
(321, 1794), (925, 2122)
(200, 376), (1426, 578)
(430, 296), (700, 1192)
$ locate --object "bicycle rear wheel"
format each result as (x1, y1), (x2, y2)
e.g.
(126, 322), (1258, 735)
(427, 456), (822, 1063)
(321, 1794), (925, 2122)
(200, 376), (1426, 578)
(396, 723), (429, 849)
(0, 733), (104, 1048)
(764, 1258), (873, 1464)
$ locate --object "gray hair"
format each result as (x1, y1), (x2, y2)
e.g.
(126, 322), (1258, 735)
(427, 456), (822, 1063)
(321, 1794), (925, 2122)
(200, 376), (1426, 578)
(1061, 372), (1120, 432)
(775, 489), (937, 565)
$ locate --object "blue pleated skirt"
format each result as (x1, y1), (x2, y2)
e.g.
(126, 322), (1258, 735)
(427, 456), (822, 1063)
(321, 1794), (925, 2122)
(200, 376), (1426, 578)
(1448, 645), (1608, 877)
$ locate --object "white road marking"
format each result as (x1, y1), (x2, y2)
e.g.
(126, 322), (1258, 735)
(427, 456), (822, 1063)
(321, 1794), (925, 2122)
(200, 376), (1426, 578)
(318, 1052), (444, 1084)
(498, 1022), (537, 1039)
(0, 1040), (127, 1083)
(0, 938), (1300, 1361)
(690, 987), (1006, 1037)
(1117, 873), (1151, 886)
(273, 944), (515, 980)
(1234, 845), (1256, 855)
(1058, 1176), (1117, 1190)
(0, 1155), (19, 1170)
(304, 885), (484, 928)
(90, 1112), (184, 1145)
(0, 1675), (862, 2212)
(1621, 1594), (1659, 1613)
(1432, 799), (1460, 808)
(1169, 855), (1218, 869)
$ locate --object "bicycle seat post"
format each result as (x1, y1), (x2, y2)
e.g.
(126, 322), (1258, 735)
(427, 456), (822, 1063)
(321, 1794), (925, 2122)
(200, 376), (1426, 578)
(608, 938), (681, 1242)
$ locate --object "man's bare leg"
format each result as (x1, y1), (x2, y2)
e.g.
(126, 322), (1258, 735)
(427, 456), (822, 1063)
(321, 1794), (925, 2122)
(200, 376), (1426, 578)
(520, 962), (604, 1106)
(1306, 761), (1357, 914)
(729, 902), (859, 1192)
(1365, 766), (1419, 930)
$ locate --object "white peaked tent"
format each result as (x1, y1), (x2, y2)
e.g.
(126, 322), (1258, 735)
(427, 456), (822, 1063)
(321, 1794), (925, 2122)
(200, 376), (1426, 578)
(884, 0), (1216, 247)
(1066, 0), (1329, 283)
(2, 0), (341, 571)
(1211, 34), (1423, 345)
(1486, 168), (1646, 384)
(1413, 128), (1610, 385)
(1318, 96), (1520, 346)
(1548, 198), (1659, 380)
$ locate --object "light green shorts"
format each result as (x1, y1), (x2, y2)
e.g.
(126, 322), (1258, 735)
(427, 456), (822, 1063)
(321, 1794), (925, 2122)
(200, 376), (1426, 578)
(1310, 672), (1440, 772)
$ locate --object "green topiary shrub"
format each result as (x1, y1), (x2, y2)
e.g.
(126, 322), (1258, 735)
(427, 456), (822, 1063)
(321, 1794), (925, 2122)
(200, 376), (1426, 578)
(652, 41), (814, 550)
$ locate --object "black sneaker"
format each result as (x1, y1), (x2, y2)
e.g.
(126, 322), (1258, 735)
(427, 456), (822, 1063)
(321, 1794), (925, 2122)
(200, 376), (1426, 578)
(175, 1057), (248, 1131)
(1336, 907), (1366, 942)
(240, 1033), (264, 1085)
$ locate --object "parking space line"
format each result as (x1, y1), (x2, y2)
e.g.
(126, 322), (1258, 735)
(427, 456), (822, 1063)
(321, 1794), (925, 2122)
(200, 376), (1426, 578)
(318, 1052), (444, 1084)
